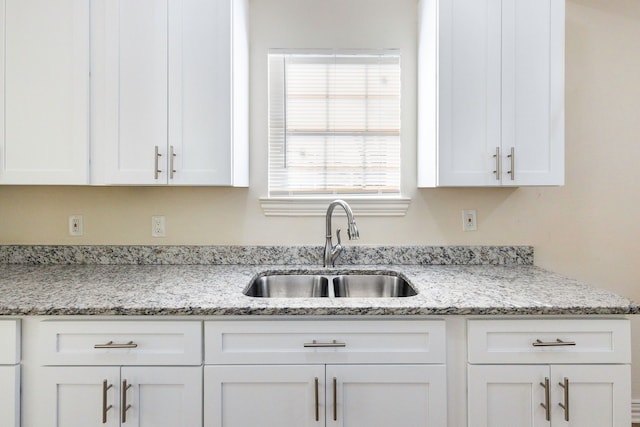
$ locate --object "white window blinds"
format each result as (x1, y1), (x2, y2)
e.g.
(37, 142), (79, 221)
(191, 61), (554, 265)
(268, 51), (401, 197)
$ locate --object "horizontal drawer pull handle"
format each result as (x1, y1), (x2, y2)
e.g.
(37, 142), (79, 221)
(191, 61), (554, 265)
(304, 340), (346, 348)
(532, 339), (576, 347)
(94, 341), (138, 349)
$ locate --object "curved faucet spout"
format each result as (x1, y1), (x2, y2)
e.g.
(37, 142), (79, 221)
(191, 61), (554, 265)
(324, 200), (360, 267)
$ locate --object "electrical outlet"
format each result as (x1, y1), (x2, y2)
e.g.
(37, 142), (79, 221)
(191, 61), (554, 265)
(151, 216), (166, 237)
(68, 215), (84, 236)
(462, 210), (477, 232)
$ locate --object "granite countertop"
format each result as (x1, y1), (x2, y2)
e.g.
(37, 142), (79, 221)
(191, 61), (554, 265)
(0, 263), (636, 316)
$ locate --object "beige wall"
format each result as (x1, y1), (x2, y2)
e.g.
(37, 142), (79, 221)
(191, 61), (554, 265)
(0, 0), (639, 397)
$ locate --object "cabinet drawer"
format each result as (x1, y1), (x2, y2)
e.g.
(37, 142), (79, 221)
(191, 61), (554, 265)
(205, 320), (445, 364)
(0, 320), (20, 364)
(39, 321), (202, 366)
(468, 319), (630, 364)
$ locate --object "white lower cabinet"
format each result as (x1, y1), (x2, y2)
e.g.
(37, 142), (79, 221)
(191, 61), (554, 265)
(204, 319), (448, 427)
(468, 364), (630, 427)
(39, 366), (202, 427)
(17, 316), (633, 427)
(0, 365), (19, 427)
(467, 319), (631, 427)
(205, 364), (446, 427)
(31, 320), (204, 427)
(0, 320), (20, 427)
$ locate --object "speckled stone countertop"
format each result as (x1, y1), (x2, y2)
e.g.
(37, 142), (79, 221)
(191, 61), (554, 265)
(0, 245), (636, 316)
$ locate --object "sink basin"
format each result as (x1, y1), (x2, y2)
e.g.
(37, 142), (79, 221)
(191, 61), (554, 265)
(243, 272), (418, 298)
(333, 274), (417, 298)
(243, 274), (329, 297)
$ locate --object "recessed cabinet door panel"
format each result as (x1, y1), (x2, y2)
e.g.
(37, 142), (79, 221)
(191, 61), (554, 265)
(38, 367), (120, 427)
(204, 365), (325, 427)
(327, 364), (447, 427)
(1, 0), (89, 184)
(121, 366), (202, 427)
(468, 365), (549, 427)
(0, 366), (19, 427)
(168, 0), (231, 185)
(550, 365), (630, 427)
(437, 0), (502, 186)
(502, 0), (564, 186)
(93, 0), (168, 184)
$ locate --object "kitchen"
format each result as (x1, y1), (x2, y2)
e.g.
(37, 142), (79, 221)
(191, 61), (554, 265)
(0, 0), (639, 426)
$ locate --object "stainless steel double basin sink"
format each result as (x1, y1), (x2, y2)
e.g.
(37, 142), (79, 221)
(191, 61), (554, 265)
(243, 272), (418, 298)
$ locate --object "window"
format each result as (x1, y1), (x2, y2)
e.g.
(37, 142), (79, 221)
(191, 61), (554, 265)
(268, 50), (401, 198)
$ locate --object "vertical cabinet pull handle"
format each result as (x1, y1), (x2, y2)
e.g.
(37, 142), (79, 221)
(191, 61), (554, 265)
(333, 377), (338, 421)
(558, 377), (570, 421)
(507, 147), (515, 180)
(539, 377), (550, 421)
(314, 377), (319, 422)
(154, 146), (163, 179)
(122, 380), (133, 423)
(169, 145), (176, 179)
(493, 147), (501, 180)
(102, 380), (113, 424)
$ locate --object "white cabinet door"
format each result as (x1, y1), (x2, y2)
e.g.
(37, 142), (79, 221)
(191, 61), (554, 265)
(91, 0), (168, 185)
(204, 365), (325, 427)
(38, 366), (202, 427)
(468, 365), (549, 427)
(121, 366), (202, 427)
(168, 0), (230, 185)
(39, 367), (121, 427)
(550, 365), (630, 427)
(418, 0), (564, 187)
(327, 365), (447, 427)
(468, 364), (631, 427)
(92, 0), (249, 186)
(430, 0), (502, 187)
(502, 0), (564, 186)
(0, 366), (19, 427)
(1, 0), (89, 185)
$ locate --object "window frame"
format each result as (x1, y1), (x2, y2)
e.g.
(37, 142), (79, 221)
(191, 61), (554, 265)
(262, 49), (409, 216)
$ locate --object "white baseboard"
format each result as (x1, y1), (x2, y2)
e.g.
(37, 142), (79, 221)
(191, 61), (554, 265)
(632, 399), (640, 423)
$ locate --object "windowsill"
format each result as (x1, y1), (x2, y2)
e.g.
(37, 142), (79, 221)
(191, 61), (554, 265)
(260, 196), (411, 217)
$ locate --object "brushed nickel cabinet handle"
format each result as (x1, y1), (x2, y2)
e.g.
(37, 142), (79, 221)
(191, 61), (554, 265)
(314, 377), (319, 422)
(94, 341), (138, 349)
(493, 147), (501, 180)
(169, 145), (176, 179)
(558, 377), (570, 421)
(154, 146), (162, 179)
(102, 380), (113, 424)
(122, 380), (133, 423)
(303, 340), (346, 348)
(333, 377), (337, 421)
(539, 377), (550, 421)
(507, 147), (515, 180)
(532, 339), (576, 347)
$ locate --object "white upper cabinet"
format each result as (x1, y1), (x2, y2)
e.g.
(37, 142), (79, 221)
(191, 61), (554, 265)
(91, 0), (249, 186)
(418, 0), (565, 187)
(0, 0), (90, 185)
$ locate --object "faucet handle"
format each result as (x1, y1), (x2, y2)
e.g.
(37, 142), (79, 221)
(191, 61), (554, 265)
(336, 228), (342, 246)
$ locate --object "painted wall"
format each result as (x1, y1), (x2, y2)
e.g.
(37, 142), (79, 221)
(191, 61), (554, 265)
(0, 0), (639, 397)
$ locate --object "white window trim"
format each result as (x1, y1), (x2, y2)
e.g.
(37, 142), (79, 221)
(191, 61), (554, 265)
(260, 196), (411, 217)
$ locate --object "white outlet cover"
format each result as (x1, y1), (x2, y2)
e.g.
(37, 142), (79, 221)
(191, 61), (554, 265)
(152, 216), (166, 237)
(68, 215), (84, 236)
(462, 210), (477, 232)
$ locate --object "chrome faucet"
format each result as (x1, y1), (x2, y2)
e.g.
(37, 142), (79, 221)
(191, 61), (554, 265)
(323, 200), (359, 267)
